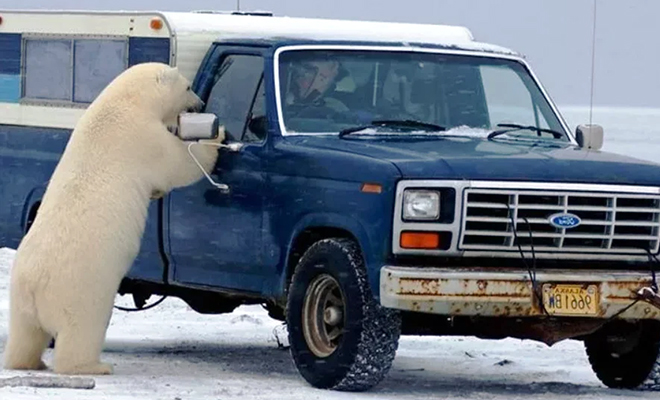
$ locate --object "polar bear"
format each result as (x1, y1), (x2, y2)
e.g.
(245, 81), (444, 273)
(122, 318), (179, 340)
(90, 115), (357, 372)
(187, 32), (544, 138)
(3, 62), (223, 375)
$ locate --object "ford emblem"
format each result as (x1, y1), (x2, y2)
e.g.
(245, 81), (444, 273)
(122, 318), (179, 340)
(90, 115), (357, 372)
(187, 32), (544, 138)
(548, 213), (581, 229)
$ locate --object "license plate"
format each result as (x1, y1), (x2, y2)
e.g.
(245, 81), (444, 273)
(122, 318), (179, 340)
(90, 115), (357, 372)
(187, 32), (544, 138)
(541, 283), (599, 316)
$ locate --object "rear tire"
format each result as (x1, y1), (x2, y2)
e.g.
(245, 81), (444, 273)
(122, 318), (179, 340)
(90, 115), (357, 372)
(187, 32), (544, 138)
(286, 238), (401, 391)
(585, 321), (660, 390)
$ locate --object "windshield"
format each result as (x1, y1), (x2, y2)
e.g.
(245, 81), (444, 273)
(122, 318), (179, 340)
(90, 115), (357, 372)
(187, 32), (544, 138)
(276, 48), (568, 141)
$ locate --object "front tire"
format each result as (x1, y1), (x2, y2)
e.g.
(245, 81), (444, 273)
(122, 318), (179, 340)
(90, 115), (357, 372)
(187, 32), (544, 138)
(286, 238), (401, 391)
(585, 321), (660, 390)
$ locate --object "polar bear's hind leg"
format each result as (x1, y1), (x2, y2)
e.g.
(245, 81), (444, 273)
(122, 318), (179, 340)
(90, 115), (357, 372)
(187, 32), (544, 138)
(52, 305), (114, 375)
(3, 310), (50, 371)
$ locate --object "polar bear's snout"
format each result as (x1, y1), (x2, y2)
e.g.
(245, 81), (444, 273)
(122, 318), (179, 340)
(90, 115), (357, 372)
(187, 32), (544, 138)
(185, 90), (205, 113)
(187, 100), (204, 113)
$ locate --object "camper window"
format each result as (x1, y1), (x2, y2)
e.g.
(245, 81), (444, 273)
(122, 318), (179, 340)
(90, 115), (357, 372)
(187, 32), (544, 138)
(23, 39), (72, 101)
(22, 37), (127, 105)
(73, 39), (127, 103)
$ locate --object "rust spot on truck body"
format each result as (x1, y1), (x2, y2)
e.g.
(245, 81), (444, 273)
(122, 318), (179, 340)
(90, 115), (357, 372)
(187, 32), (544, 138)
(397, 277), (530, 298)
(390, 273), (660, 319)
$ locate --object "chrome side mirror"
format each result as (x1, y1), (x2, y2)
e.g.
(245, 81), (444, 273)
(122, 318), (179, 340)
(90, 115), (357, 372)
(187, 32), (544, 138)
(176, 112), (219, 141)
(177, 112), (247, 193)
(575, 124), (604, 150)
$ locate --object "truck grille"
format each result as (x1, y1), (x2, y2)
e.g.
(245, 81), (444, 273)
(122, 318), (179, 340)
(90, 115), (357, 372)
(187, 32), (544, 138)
(460, 189), (660, 254)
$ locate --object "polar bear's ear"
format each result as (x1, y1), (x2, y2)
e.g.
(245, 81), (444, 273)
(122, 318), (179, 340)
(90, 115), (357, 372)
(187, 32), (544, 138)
(157, 67), (180, 86)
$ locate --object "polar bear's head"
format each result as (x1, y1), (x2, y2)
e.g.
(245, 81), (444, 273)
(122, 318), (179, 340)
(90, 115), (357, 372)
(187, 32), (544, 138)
(154, 65), (204, 123)
(103, 63), (203, 126)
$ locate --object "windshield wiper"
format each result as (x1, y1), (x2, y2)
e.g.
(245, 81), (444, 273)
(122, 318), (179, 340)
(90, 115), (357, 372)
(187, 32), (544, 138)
(338, 119), (446, 138)
(487, 123), (564, 140)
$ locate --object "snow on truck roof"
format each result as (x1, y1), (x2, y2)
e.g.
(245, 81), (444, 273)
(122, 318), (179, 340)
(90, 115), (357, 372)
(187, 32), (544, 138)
(163, 11), (517, 55)
(0, 9), (518, 55)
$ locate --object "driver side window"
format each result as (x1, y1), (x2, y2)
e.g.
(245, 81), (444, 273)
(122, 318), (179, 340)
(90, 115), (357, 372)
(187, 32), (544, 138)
(204, 54), (264, 141)
(243, 77), (266, 143)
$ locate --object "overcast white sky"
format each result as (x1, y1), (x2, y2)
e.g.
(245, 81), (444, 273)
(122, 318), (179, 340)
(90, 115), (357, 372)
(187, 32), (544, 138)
(2, 0), (658, 109)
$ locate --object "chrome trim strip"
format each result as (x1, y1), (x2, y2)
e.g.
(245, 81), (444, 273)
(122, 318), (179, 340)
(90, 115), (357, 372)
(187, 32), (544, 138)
(458, 251), (657, 261)
(468, 180), (660, 195)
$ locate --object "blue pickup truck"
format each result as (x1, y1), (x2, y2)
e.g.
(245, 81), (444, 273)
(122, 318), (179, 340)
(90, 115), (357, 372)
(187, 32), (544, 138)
(1, 9), (659, 392)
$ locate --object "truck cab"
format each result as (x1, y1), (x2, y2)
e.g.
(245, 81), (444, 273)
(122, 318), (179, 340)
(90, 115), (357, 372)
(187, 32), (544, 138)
(1, 10), (659, 392)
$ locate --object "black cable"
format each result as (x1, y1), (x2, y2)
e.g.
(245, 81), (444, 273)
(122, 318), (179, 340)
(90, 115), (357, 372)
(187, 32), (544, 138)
(521, 216), (538, 282)
(644, 248), (659, 293)
(591, 248), (659, 329)
(522, 215), (550, 316)
(602, 298), (642, 324)
(505, 203), (549, 316)
(113, 295), (168, 312)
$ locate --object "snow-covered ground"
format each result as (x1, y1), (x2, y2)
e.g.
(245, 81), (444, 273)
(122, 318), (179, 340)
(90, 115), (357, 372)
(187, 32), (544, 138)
(1, 106), (660, 399)
(0, 246), (655, 400)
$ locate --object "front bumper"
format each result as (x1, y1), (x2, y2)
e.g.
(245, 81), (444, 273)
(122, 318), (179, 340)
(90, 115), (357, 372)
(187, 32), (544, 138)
(380, 266), (660, 320)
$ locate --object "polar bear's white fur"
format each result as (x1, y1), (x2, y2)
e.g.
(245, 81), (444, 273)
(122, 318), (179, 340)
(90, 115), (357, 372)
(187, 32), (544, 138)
(3, 62), (223, 375)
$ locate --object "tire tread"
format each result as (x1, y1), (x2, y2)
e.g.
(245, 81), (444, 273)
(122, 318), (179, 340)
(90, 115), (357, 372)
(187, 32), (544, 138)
(286, 238), (401, 392)
(585, 326), (660, 390)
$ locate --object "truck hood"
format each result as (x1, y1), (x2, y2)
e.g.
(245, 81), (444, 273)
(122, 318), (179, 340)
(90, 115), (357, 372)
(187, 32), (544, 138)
(288, 135), (660, 186)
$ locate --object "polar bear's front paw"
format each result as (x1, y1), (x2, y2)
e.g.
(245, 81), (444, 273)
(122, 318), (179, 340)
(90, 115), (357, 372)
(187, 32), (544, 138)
(92, 362), (114, 375)
(56, 362), (114, 375)
(216, 126), (226, 143)
(4, 358), (49, 371)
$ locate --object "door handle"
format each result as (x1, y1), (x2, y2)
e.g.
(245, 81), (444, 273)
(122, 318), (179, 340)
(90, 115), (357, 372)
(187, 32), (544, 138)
(219, 142), (244, 152)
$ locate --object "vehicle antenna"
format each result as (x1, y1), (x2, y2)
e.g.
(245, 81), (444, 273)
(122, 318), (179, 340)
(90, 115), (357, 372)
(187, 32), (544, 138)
(589, 0), (597, 126)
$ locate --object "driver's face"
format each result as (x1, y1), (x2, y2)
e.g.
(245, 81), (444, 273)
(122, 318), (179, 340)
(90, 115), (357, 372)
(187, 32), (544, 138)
(293, 60), (339, 100)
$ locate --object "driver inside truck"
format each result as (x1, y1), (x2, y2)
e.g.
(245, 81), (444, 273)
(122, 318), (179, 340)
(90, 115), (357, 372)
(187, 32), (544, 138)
(284, 59), (353, 116)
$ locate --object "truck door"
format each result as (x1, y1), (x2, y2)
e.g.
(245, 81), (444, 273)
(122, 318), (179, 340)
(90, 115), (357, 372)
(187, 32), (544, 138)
(165, 52), (267, 293)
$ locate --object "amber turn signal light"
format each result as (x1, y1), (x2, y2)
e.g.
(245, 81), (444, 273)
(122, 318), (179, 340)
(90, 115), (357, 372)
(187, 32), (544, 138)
(361, 182), (382, 194)
(400, 231), (440, 249)
(150, 18), (163, 30)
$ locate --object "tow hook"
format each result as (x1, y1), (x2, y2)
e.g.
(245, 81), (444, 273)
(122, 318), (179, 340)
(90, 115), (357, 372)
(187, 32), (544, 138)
(636, 287), (660, 309)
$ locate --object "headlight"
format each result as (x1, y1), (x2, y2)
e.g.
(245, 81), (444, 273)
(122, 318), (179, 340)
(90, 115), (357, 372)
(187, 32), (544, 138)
(403, 190), (440, 220)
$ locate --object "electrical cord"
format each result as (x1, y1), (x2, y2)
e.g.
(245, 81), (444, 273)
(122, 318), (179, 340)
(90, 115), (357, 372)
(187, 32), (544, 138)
(644, 248), (659, 293)
(114, 295), (168, 312)
(505, 203), (550, 316)
(586, 247), (660, 328)
(506, 199), (659, 321)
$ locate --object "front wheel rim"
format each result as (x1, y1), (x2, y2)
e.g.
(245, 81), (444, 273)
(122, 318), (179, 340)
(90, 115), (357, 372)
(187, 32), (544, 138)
(302, 273), (346, 358)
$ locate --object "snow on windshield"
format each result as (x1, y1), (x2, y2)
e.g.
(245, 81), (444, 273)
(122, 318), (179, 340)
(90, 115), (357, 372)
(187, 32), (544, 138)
(345, 125), (490, 138)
